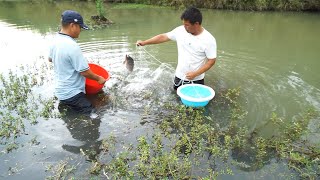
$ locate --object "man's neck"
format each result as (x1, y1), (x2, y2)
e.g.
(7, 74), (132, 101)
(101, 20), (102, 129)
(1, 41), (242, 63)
(193, 26), (204, 36)
(59, 29), (73, 37)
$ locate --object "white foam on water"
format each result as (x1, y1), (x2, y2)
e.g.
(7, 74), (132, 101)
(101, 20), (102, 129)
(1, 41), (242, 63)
(287, 71), (320, 111)
(90, 111), (100, 119)
(85, 52), (176, 111)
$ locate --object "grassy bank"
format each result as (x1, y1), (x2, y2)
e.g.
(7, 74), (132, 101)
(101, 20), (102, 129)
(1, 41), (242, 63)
(107, 0), (320, 11)
(15, 0), (320, 11)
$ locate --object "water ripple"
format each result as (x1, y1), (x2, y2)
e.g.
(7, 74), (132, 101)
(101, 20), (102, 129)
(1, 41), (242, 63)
(217, 48), (320, 132)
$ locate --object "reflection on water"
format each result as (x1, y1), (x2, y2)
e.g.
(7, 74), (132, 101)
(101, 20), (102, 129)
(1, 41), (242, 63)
(0, 21), (50, 72)
(58, 90), (125, 161)
(60, 109), (102, 161)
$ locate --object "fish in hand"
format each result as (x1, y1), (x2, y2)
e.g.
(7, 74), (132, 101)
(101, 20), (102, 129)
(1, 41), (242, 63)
(123, 54), (134, 72)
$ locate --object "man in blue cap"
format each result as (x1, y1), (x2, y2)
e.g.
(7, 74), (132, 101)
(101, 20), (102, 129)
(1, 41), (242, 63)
(48, 10), (106, 117)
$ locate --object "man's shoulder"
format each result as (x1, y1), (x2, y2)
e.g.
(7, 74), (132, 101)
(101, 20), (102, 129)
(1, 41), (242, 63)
(201, 29), (216, 43)
(54, 34), (77, 44)
(169, 25), (185, 33)
(175, 25), (186, 32)
(55, 34), (79, 49)
(203, 29), (215, 38)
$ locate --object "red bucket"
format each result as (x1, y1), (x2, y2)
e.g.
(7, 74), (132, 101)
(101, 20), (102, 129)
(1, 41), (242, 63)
(85, 63), (110, 94)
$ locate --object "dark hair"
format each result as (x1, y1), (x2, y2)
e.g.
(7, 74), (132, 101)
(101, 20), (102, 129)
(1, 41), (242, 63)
(180, 7), (202, 25)
(61, 21), (71, 28)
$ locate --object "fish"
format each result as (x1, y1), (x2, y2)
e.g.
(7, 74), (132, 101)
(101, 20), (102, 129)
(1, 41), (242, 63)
(123, 54), (134, 72)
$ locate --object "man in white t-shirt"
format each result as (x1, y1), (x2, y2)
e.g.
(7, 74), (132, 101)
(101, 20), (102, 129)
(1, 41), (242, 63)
(136, 7), (217, 90)
(49, 10), (106, 115)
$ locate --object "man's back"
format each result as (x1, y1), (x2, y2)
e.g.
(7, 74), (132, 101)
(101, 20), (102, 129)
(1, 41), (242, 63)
(49, 33), (89, 100)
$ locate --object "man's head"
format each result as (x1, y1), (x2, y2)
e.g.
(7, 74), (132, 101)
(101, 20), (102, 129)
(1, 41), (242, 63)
(180, 7), (202, 25)
(61, 10), (89, 30)
(61, 10), (89, 38)
(180, 7), (203, 35)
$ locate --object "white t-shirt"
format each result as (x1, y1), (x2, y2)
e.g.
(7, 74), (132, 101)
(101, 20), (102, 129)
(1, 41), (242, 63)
(166, 25), (217, 81)
(49, 33), (89, 100)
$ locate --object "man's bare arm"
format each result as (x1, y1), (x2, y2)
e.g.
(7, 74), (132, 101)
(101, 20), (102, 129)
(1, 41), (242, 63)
(185, 58), (216, 80)
(136, 34), (170, 46)
(80, 69), (106, 84)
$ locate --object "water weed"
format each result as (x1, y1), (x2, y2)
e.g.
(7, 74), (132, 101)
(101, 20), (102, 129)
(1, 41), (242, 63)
(0, 62), (318, 179)
(0, 62), (60, 151)
(75, 88), (319, 179)
(45, 159), (78, 180)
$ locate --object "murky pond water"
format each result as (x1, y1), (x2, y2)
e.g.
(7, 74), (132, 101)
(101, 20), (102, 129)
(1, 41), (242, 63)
(0, 1), (319, 179)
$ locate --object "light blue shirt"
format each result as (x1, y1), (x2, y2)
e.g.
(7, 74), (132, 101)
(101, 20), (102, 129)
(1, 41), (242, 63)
(49, 33), (89, 100)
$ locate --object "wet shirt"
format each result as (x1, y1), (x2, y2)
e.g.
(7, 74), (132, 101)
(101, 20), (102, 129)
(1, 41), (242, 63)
(166, 26), (217, 81)
(48, 33), (89, 100)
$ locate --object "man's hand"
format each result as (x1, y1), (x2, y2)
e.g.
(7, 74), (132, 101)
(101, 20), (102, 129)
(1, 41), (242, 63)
(136, 40), (145, 46)
(136, 34), (170, 47)
(185, 58), (216, 80)
(97, 76), (106, 85)
(185, 71), (198, 80)
(81, 69), (106, 84)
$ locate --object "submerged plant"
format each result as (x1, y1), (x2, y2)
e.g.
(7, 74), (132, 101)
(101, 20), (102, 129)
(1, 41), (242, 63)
(2, 61), (317, 179)
(0, 62), (60, 151)
(46, 159), (77, 180)
(73, 87), (319, 179)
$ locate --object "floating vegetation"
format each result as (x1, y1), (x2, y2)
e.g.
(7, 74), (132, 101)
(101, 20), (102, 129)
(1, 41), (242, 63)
(62, 88), (319, 179)
(0, 61), (60, 151)
(45, 159), (78, 180)
(0, 61), (318, 179)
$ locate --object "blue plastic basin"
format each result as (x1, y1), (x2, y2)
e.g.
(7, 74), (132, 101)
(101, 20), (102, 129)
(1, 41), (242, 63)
(177, 84), (215, 107)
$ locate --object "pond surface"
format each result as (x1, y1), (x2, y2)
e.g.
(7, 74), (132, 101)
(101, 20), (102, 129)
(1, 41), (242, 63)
(0, 1), (319, 179)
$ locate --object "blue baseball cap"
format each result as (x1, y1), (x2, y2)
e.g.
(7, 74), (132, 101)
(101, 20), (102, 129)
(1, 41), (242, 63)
(61, 10), (89, 30)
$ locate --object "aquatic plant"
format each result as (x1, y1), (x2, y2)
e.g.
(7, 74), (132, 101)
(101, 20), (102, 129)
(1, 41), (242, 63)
(95, 0), (105, 17)
(45, 159), (78, 180)
(70, 88), (319, 179)
(0, 60), (317, 179)
(0, 62), (60, 152)
(88, 0), (113, 29)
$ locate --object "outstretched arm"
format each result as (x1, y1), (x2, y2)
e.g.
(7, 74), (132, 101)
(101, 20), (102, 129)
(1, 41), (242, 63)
(136, 34), (170, 46)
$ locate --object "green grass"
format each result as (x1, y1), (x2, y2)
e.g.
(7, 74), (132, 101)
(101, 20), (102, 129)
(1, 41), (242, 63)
(110, 3), (169, 10)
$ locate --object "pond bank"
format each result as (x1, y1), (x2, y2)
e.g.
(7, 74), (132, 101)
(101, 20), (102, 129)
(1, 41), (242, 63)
(100, 0), (319, 11)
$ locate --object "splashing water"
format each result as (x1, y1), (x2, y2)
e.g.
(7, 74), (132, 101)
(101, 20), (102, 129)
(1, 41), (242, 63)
(85, 51), (177, 112)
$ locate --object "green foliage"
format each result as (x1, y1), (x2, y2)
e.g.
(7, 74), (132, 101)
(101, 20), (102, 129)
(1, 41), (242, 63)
(0, 62), (60, 151)
(70, 87), (319, 179)
(128, 0), (320, 11)
(1, 61), (318, 178)
(1, 62), (317, 178)
(46, 159), (77, 180)
(95, 0), (105, 17)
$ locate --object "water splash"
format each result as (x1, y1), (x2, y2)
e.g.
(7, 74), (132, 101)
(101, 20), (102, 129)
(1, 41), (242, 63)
(85, 50), (177, 112)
